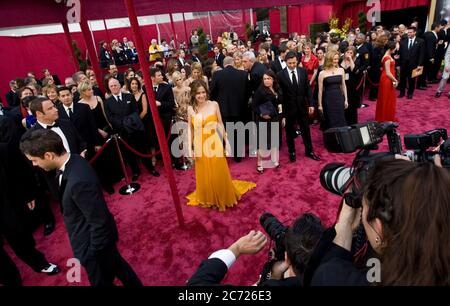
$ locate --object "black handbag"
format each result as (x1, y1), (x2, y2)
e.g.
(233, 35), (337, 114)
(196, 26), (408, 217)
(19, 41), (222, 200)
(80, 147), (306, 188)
(258, 101), (277, 118)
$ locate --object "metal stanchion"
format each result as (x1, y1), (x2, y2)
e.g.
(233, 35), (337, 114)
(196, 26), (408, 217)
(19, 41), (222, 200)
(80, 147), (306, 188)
(113, 134), (141, 195)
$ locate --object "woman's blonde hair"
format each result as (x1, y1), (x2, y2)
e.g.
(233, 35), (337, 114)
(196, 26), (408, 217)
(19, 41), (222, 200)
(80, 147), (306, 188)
(324, 50), (340, 70)
(190, 62), (204, 79)
(172, 71), (183, 85)
(78, 81), (92, 97)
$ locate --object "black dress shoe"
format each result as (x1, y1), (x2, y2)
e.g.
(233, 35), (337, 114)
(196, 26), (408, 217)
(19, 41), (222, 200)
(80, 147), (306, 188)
(234, 157), (242, 163)
(305, 152), (321, 161)
(417, 86), (427, 90)
(398, 93), (405, 98)
(43, 223), (55, 236)
(435, 92), (442, 98)
(150, 169), (160, 177)
(132, 173), (140, 182)
(289, 152), (296, 162)
(407, 94), (413, 99)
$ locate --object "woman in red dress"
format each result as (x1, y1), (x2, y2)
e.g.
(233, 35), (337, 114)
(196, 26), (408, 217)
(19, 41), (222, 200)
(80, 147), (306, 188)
(301, 43), (319, 87)
(375, 41), (398, 122)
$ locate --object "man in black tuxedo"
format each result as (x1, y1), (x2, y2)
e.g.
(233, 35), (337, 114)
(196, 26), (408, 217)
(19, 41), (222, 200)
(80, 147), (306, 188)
(177, 49), (187, 68)
(5, 80), (20, 108)
(0, 123), (60, 285)
(57, 87), (99, 159)
(213, 45), (225, 68)
(107, 63), (125, 87)
(20, 129), (142, 287)
(210, 56), (250, 161)
(277, 51), (320, 162)
(104, 78), (159, 179)
(151, 68), (177, 166)
(420, 23), (441, 86)
(242, 51), (267, 95)
(99, 41), (112, 69)
(398, 26), (425, 99)
(190, 48), (201, 63)
(28, 97), (87, 235)
(270, 43), (288, 74)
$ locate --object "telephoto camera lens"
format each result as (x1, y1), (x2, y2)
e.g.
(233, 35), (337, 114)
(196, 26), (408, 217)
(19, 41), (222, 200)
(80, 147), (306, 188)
(319, 163), (354, 196)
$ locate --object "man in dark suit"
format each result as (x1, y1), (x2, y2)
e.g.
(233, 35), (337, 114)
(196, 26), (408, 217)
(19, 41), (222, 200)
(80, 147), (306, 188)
(57, 87), (99, 158)
(270, 43), (288, 74)
(107, 63), (125, 87)
(242, 51), (267, 95)
(420, 23), (441, 86)
(20, 129), (142, 287)
(99, 41), (112, 69)
(5, 80), (20, 108)
(151, 67), (177, 166)
(0, 123), (60, 285)
(433, 20), (448, 83)
(190, 48), (201, 63)
(177, 49), (187, 68)
(28, 97), (87, 235)
(210, 56), (250, 161)
(277, 51), (320, 162)
(398, 26), (425, 99)
(213, 45), (225, 68)
(104, 78), (159, 179)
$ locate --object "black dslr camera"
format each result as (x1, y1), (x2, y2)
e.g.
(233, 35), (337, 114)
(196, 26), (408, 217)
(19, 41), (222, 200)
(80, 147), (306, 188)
(404, 129), (449, 167)
(320, 121), (401, 208)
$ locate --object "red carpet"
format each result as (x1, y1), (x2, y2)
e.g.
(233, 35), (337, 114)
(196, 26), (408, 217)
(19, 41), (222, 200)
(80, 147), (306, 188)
(7, 85), (450, 286)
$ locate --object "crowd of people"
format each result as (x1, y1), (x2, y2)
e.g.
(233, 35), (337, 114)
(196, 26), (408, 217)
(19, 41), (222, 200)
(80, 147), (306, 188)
(1, 17), (450, 287)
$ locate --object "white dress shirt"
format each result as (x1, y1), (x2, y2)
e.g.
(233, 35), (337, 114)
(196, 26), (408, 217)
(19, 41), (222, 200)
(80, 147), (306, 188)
(279, 56), (287, 70)
(208, 249), (236, 269)
(37, 120), (71, 154)
(57, 154), (71, 186)
(113, 93), (123, 102)
(63, 103), (74, 118)
(288, 68), (299, 84)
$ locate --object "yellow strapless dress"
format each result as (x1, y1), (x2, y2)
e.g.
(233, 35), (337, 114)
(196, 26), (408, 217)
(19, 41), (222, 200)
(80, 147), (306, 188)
(186, 114), (256, 211)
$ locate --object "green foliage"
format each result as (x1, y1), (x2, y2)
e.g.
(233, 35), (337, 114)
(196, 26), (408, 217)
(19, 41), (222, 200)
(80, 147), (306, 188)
(72, 40), (87, 71)
(358, 11), (367, 34)
(197, 27), (208, 62)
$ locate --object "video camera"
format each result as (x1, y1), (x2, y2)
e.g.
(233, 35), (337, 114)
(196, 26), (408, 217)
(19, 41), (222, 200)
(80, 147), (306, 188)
(320, 122), (449, 208)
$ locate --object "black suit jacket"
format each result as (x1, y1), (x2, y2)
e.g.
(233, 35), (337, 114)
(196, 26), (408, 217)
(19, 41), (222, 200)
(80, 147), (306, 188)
(270, 57), (284, 74)
(355, 44), (370, 72)
(214, 53), (225, 68)
(154, 83), (176, 119)
(423, 31), (438, 60)
(5, 90), (19, 108)
(59, 154), (118, 263)
(277, 67), (313, 118)
(399, 37), (425, 69)
(57, 102), (100, 151)
(210, 66), (250, 118)
(177, 58), (187, 68)
(104, 93), (139, 134)
(30, 119), (86, 154)
(249, 62), (267, 94)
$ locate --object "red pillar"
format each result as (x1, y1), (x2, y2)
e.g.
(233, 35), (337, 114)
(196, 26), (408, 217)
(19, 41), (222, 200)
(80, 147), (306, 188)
(182, 12), (189, 47)
(169, 13), (178, 49)
(62, 22), (80, 72)
(79, 19), (105, 93)
(123, 0), (184, 228)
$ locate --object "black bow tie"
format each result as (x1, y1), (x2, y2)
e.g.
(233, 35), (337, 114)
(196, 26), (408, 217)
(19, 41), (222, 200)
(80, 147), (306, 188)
(46, 122), (59, 129)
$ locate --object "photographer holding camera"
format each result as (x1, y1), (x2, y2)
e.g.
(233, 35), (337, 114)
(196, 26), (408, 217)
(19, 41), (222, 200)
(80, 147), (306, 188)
(309, 158), (450, 286)
(187, 213), (324, 286)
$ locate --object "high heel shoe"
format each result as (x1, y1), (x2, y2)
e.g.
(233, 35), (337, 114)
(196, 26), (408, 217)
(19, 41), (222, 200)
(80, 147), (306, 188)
(257, 165), (264, 174)
(273, 162), (281, 169)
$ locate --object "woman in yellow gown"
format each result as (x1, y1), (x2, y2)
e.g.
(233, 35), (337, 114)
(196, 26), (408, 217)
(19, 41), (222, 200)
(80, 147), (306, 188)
(186, 80), (256, 211)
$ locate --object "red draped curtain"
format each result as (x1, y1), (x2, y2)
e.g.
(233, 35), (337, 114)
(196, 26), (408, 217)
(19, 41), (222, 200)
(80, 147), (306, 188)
(334, 0), (431, 27)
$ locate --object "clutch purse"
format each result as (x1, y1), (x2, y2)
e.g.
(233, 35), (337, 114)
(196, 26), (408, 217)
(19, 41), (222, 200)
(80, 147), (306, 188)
(258, 101), (277, 118)
(411, 67), (423, 78)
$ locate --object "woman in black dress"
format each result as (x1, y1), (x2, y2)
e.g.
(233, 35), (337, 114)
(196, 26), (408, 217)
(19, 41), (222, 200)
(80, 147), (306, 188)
(340, 46), (361, 125)
(318, 50), (348, 131)
(252, 70), (282, 173)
